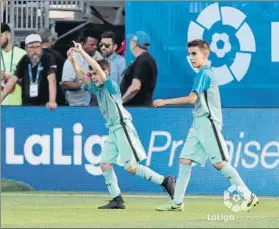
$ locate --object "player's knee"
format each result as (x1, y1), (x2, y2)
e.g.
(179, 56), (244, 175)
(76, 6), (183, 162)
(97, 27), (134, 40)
(126, 164), (137, 174)
(213, 161), (226, 170)
(179, 158), (192, 165)
(100, 163), (112, 172)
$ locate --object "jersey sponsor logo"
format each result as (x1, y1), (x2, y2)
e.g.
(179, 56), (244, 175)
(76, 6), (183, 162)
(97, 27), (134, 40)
(187, 3), (256, 85)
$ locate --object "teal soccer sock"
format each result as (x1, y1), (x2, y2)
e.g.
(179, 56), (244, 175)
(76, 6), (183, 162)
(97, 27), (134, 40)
(173, 164), (192, 205)
(135, 164), (164, 184)
(103, 168), (121, 199)
(220, 162), (251, 194)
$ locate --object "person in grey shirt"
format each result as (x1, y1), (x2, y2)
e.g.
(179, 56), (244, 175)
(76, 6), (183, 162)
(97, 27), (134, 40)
(62, 29), (103, 106)
(100, 31), (125, 85)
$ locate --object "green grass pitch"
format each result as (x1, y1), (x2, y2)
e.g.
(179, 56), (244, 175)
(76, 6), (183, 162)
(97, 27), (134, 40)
(1, 192), (279, 228)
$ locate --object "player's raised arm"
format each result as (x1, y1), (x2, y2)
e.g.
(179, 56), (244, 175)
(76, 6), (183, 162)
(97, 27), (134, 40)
(67, 48), (91, 86)
(153, 93), (198, 107)
(73, 41), (107, 82)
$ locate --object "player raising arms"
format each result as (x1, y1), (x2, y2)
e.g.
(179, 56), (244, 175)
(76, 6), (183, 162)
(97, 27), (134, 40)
(68, 41), (175, 209)
(153, 39), (259, 212)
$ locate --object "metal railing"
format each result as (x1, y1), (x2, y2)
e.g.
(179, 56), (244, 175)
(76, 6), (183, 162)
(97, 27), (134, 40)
(3, 0), (88, 44)
(4, 0), (86, 30)
(5, 1), (49, 31)
(48, 0), (85, 12)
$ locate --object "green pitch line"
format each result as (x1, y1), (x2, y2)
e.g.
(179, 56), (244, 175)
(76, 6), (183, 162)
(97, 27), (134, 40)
(1, 192), (279, 228)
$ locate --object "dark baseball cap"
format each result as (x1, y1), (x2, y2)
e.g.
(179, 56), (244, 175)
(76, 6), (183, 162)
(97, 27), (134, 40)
(1, 23), (11, 33)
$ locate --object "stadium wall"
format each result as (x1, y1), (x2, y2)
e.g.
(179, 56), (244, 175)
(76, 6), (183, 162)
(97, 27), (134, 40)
(2, 107), (279, 196)
(126, 1), (279, 107)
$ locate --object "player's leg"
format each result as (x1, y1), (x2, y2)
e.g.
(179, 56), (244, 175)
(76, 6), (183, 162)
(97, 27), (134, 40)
(156, 127), (207, 211)
(125, 163), (175, 198)
(201, 117), (259, 211)
(215, 161), (259, 211)
(98, 135), (125, 209)
(115, 122), (175, 199)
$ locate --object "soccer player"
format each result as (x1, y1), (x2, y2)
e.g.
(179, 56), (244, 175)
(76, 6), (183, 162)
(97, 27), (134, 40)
(153, 39), (259, 212)
(68, 42), (175, 209)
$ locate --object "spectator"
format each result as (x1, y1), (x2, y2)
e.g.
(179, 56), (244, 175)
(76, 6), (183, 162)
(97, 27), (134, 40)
(121, 31), (158, 106)
(37, 28), (66, 105)
(117, 40), (126, 57)
(61, 29), (102, 106)
(100, 31), (125, 85)
(1, 23), (26, 105)
(0, 34), (57, 110)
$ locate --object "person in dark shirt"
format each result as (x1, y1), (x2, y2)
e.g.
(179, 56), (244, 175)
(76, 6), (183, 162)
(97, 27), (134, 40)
(0, 34), (57, 109)
(121, 31), (158, 106)
(38, 28), (66, 105)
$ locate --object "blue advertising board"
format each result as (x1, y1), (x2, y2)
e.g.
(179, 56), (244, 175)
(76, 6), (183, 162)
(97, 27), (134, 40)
(1, 107), (279, 196)
(125, 1), (279, 107)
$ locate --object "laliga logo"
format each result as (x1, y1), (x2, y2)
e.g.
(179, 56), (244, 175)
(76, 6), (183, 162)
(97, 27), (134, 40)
(223, 185), (250, 212)
(187, 3), (256, 85)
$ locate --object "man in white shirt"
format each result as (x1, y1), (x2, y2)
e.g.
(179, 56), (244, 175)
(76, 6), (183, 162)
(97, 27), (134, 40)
(62, 29), (103, 106)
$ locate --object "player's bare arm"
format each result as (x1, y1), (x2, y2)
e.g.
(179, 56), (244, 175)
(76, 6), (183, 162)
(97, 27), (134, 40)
(73, 41), (107, 82)
(153, 92), (197, 107)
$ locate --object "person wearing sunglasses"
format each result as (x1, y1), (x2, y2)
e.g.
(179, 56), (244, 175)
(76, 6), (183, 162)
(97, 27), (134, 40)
(67, 42), (175, 209)
(99, 31), (125, 85)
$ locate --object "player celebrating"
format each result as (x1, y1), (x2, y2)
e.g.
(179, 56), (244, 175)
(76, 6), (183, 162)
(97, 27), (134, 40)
(153, 39), (259, 212)
(68, 42), (175, 209)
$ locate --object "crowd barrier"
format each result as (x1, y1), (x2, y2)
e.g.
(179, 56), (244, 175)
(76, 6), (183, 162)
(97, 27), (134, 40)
(2, 107), (279, 195)
(126, 1), (279, 107)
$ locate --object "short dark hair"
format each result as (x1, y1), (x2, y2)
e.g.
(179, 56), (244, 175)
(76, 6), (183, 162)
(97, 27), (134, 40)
(97, 59), (110, 71)
(101, 31), (116, 43)
(78, 29), (99, 43)
(89, 59), (110, 71)
(37, 28), (53, 43)
(187, 39), (210, 50)
(1, 23), (11, 33)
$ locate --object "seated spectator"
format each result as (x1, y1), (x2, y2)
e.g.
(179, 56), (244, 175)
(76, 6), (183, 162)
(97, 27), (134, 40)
(1, 23), (26, 105)
(0, 34), (57, 110)
(62, 29), (102, 106)
(37, 28), (66, 105)
(121, 31), (158, 107)
(100, 31), (125, 85)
